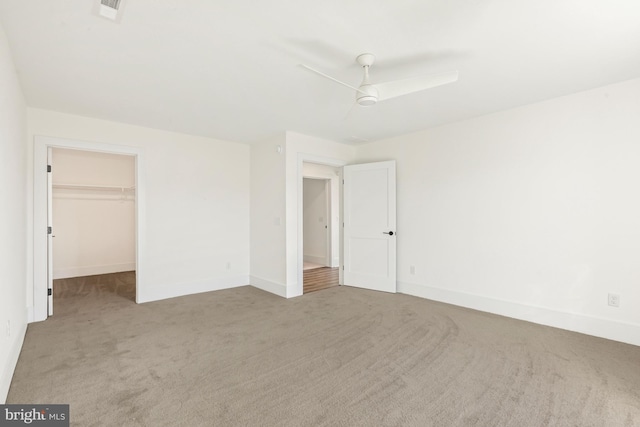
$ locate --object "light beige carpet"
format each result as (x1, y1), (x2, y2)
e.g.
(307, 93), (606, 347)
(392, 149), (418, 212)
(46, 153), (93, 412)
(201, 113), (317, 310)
(8, 272), (640, 426)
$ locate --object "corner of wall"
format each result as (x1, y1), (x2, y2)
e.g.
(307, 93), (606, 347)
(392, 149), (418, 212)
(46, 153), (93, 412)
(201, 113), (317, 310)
(0, 21), (29, 404)
(250, 276), (288, 298)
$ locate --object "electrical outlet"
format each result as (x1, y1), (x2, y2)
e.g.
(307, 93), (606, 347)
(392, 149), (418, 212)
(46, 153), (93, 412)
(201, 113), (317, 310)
(608, 293), (620, 307)
(6, 320), (10, 337)
(410, 265), (416, 275)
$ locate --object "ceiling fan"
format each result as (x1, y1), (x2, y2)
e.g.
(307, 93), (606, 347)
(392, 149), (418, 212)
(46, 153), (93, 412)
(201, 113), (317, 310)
(301, 53), (459, 107)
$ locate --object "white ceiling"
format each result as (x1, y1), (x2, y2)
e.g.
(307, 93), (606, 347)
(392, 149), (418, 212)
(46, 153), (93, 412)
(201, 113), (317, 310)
(1, 0), (639, 144)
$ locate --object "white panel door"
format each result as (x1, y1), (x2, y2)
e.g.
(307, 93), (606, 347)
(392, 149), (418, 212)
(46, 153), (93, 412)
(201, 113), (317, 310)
(47, 147), (53, 315)
(343, 160), (396, 293)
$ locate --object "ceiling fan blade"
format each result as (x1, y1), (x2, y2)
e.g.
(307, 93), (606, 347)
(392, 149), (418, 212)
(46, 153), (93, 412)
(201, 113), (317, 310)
(376, 70), (459, 102)
(342, 102), (358, 121)
(299, 64), (367, 95)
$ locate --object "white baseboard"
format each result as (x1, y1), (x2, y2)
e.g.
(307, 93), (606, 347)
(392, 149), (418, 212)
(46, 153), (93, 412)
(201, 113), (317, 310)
(27, 306), (34, 324)
(303, 255), (328, 266)
(53, 262), (136, 279)
(138, 275), (249, 303)
(250, 276), (288, 298)
(1, 312), (27, 403)
(398, 281), (640, 347)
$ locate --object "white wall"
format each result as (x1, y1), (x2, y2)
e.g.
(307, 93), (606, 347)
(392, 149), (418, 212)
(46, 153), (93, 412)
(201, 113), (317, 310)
(52, 148), (135, 279)
(303, 178), (328, 265)
(27, 108), (250, 306)
(356, 77), (640, 346)
(303, 162), (340, 267)
(249, 135), (287, 296)
(0, 23), (27, 403)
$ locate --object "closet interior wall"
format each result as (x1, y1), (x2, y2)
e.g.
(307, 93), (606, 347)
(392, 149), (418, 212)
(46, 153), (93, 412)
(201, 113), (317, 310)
(52, 148), (136, 279)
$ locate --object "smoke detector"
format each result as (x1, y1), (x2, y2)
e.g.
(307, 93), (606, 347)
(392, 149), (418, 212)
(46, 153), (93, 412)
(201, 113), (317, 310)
(99, 0), (123, 20)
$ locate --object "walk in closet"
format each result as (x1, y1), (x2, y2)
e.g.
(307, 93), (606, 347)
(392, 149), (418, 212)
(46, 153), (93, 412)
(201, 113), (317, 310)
(51, 148), (136, 281)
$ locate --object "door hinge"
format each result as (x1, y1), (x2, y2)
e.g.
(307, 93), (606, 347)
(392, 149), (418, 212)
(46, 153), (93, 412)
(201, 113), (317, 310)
(47, 226), (52, 234)
(48, 288), (52, 296)
(47, 165), (52, 173)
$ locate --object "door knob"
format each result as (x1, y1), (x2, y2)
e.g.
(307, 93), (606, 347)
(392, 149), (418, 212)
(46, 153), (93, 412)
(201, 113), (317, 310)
(383, 231), (395, 236)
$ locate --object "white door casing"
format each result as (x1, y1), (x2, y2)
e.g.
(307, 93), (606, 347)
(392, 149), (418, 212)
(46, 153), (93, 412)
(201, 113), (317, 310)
(343, 160), (397, 293)
(47, 147), (53, 315)
(324, 179), (331, 267)
(296, 155), (347, 297)
(33, 136), (144, 322)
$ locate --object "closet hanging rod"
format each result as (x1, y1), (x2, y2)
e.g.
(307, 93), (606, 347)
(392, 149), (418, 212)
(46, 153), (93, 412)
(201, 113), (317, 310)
(52, 183), (136, 191)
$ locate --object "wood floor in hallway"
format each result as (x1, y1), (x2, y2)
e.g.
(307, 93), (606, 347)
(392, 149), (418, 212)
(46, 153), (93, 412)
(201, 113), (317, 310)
(303, 267), (338, 294)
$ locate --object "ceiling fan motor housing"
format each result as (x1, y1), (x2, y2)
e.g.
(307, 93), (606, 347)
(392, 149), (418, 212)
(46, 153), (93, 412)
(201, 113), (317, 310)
(357, 84), (378, 106)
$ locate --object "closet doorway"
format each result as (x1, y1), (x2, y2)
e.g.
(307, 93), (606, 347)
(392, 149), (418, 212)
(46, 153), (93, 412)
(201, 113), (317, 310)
(302, 162), (340, 294)
(50, 148), (136, 313)
(33, 136), (144, 322)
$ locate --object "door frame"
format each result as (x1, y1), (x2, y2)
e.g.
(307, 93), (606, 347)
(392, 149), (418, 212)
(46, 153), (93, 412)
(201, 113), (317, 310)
(33, 136), (146, 322)
(296, 154), (346, 297)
